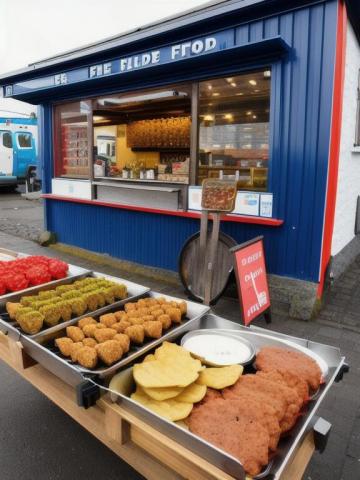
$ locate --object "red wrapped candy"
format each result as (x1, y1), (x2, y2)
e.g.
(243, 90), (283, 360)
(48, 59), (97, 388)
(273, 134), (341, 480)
(25, 266), (52, 286)
(48, 259), (68, 279)
(3, 272), (29, 292)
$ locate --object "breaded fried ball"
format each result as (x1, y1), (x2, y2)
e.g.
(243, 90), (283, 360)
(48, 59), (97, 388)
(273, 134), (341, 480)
(129, 317), (144, 326)
(77, 346), (98, 369)
(55, 337), (74, 357)
(127, 310), (141, 318)
(178, 301), (187, 316)
(113, 333), (130, 353)
(58, 301), (72, 322)
(95, 323), (106, 329)
(137, 307), (150, 316)
(94, 327), (117, 343)
(6, 302), (21, 320)
(78, 316), (97, 329)
(111, 322), (129, 333)
(96, 340), (123, 366)
(118, 319), (131, 331)
(114, 311), (127, 322)
(70, 298), (87, 317)
(82, 324), (97, 338)
(158, 314), (171, 330)
(142, 315), (155, 323)
(125, 325), (145, 344)
(39, 304), (62, 327)
(66, 326), (85, 343)
(17, 311), (44, 335)
(99, 313), (117, 327)
(82, 337), (97, 348)
(150, 308), (164, 319)
(166, 307), (182, 324)
(69, 342), (84, 362)
(143, 320), (163, 339)
(136, 299), (148, 307)
(124, 302), (137, 312)
(156, 297), (166, 305)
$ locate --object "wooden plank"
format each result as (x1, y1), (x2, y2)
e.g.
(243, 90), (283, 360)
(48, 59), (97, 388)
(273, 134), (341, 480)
(280, 431), (315, 480)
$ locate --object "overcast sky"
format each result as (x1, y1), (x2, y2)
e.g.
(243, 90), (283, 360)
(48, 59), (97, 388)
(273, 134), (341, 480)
(0, 0), (209, 115)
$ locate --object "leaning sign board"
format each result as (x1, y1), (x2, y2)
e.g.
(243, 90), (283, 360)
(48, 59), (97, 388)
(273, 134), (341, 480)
(231, 236), (271, 325)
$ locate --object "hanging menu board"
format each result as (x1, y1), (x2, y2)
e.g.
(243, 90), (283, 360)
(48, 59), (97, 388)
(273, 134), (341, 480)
(231, 236), (271, 325)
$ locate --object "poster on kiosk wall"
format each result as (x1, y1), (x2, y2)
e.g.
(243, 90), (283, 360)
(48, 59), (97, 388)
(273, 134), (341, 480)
(231, 236), (271, 326)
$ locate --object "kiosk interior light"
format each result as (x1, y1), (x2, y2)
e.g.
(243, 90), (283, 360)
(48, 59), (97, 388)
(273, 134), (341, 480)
(212, 92), (220, 97)
(249, 79), (257, 86)
(230, 82), (237, 87)
(98, 90), (188, 106)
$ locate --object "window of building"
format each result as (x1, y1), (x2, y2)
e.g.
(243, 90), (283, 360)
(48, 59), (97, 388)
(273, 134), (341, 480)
(355, 69), (360, 147)
(198, 70), (271, 190)
(16, 132), (32, 148)
(92, 85), (192, 181)
(2, 131), (12, 148)
(53, 101), (91, 178)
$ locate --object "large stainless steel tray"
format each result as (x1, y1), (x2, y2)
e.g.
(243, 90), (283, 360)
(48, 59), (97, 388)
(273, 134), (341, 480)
(96, 313), (346, 480)
(14, 292), (210, 387)
(0, 272), (149, 340)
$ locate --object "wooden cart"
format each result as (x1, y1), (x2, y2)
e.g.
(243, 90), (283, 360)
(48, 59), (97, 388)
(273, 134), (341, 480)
(0, 330), (316, 480)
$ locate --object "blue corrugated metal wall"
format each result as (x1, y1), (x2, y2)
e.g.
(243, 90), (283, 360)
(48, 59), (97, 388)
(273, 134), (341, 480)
(45, 0), (338, 282)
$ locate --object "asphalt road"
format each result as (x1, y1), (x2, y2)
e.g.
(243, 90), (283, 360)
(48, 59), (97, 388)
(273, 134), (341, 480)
(0, 187), (43, 242)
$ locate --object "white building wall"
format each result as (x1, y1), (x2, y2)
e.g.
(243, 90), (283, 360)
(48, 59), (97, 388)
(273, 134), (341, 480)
(332, 21), (360, 256)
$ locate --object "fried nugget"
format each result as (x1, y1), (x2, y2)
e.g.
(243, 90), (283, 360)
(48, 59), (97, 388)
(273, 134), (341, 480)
(82, 337), (97, 348)
(82, 292), (99, 311)
(103, 287), (115, 305)
(125, 325), (145, 344)
(99, 313), (117, 327)
(6, 302), (22, 320)
(156, 297), (166, 305)
(136, 299), (148, 308)
(93, 290), (106, 308)
(187, 397), (269, 476)
(82, 324), (97, 338)
(66, 326), (85, 343)
(39, 304), (62, 327)
(255, 346), (322, 392)
(94, 327), (117, 343)
(96, 340), (123, 366)
(17, 311), (44, 335)
(124, 302), (137, 312)
(150, 308), (164, 319)
(178, 301), (187, 316)
(20, 295), (38, 307)
(165, 307), (182, 324)
(58, 301), (73, 322)
(78, 317), (97, 329)
(38, 290), (57, 300)
(56, 284), (75, 295)
(118, 319), (131, 332)
(77, 346), (98, 369)
(136, 307), (150, 316)
(95, 323), (106, 329)
(111, 284), (127, 300)
(128, 310), (141, 318)
(70, 298), (87, 317)
(55, 337), (74, 357)
(158, 314), (171, 329)
(113, 333), (130, 353)
(129, 317), (144, 326)
(143, 320), (163, 339)
(69, 342), (84, 362)
(114, 311), (127, 322)
(15, 306), (33, 322)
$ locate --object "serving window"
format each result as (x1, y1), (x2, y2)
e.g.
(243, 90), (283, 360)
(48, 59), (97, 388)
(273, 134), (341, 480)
(198, 70), (270, 190)
(53, 101), (91, 179)
(52, 68), (272, 206)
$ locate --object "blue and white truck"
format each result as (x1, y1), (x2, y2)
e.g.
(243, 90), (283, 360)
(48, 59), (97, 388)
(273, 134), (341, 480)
(0, 117), (38, 188)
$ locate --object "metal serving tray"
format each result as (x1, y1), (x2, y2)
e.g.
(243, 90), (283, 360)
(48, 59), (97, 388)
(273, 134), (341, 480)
(15, 292), (209, 387)
(96, 313), (347, 480)
(0, 272), (149, 340)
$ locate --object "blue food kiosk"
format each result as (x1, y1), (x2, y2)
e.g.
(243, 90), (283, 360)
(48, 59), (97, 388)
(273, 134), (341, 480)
(1, 0), (360, 318)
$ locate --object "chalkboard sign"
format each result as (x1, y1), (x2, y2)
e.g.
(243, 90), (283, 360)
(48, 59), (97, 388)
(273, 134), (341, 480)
(231, 236), (271, 325)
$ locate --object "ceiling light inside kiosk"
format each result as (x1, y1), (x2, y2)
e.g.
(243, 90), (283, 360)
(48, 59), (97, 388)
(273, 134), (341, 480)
(98, 90), (188, 106)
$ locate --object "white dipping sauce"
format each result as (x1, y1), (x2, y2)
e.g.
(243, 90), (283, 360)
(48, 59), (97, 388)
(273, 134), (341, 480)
(183, 334), (252, 366)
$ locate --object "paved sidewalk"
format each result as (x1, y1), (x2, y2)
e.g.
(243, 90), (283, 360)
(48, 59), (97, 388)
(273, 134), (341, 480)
(0, 231), (360, 480)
